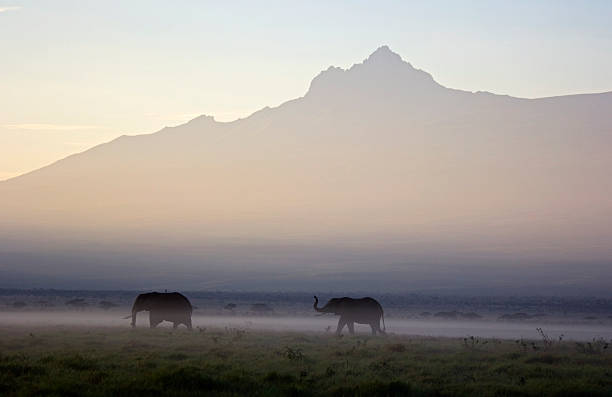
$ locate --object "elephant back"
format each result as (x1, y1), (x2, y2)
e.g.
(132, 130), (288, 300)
(151, 292), (193, 313)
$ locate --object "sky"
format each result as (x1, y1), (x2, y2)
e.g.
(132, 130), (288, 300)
(1, 0), (611, 181)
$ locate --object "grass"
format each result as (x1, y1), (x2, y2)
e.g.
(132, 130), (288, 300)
(1, 325), (612, 396)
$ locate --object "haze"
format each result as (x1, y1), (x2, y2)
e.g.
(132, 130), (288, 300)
(1, 2), (612, 296)
(1, 44), (611, 294)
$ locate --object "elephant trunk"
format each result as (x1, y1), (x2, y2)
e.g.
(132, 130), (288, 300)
(313, 296), (324, 312)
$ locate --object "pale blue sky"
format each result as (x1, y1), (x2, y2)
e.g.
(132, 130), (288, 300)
(1, 0), (611, 179)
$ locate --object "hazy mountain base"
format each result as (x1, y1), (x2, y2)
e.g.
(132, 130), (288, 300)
(2, 46), (612, 294)
(1, 326), (611, 396)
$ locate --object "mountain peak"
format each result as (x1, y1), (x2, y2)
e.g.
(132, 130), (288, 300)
(363, 45), (404, 65)
(306, 46), (439, 98)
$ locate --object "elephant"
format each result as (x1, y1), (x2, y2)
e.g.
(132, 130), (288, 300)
(313, 296), (386, 335)
(128, 292), (193, 329)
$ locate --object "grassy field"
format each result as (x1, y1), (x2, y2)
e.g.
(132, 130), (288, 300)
(1, 325), (612, 396)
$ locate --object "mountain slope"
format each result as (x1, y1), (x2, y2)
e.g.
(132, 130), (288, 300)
(1, 46), (611, 292)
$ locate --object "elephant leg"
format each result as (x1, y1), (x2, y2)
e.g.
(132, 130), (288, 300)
(347, 322), (355, 335)
(336, 318), (346, 335)
(185, 318), (192, 330)
(372, 320), (386, 336)
(173, 322), (178, 329)
(149, 313), (162, 328)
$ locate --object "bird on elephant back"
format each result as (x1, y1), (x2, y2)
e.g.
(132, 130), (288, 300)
(126, 292), (193, 329)
(313, 296), (386, 336)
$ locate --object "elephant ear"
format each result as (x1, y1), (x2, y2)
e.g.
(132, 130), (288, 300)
(337, 298), (350, 313)
(328, 298), (342, 314)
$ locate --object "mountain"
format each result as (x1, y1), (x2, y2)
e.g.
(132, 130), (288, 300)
(1, 46), (612, 293)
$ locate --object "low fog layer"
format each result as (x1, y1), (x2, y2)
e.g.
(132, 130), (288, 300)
(1, 47), (611, 294)
(3, 290), (612, 341)
(2, 311), (612, 342)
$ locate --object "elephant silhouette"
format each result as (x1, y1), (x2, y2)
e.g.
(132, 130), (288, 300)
(128, 292), (193, 329)
(314, 296), (386, 335)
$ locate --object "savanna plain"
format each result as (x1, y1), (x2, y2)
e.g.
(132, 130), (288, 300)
(2, 323), (612, 397)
